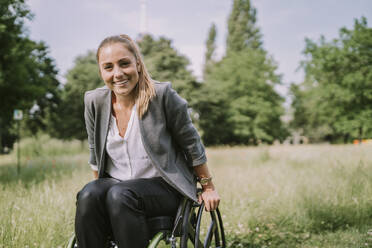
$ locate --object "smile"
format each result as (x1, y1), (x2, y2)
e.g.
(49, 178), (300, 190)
(113, 80), (129, 86)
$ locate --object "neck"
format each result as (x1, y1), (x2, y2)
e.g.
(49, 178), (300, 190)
(112, 93), (135, 108)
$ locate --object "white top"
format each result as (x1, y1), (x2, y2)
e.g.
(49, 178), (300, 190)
(90, 104), (161, 181)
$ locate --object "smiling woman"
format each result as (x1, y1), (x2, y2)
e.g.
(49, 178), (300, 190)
(98, 43), (140, 98)
(95, 35), (156, 120)
(74, 34), (220, 248)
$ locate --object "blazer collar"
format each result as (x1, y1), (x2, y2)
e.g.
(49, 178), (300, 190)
(99, 89), (112, 168)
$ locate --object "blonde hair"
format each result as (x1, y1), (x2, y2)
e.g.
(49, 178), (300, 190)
(96, 34), (156, 118)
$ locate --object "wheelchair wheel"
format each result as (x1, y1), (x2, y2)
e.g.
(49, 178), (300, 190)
(147, 232), (166, 248)
(66, 234), (77, 248)
(66, 235), (117, 248)
(188, 202), (226, 248)
(170, 199), (225, 248)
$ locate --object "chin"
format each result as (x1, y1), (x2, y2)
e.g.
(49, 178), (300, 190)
(114, 89), (128, 95)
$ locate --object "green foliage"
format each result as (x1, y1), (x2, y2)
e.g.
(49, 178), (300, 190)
(203, 23), (217, 77)
(18, 134), (87, 158)
(137, 34), (200, 105)
(0, 0), (60, 151)
(200, 50), (287, 145)
(226, 0), (262, 53)
(197, 0), (287, 145)
(292, 17), (372, 142)
(48, 50), (102, 141)
(226, 225), (308, 248)
(199, 0), (287, 146)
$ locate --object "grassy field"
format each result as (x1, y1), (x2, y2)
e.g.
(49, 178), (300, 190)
(1, 136), (372, 247)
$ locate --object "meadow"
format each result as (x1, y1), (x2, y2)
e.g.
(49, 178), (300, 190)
(1, 135), (372, 247)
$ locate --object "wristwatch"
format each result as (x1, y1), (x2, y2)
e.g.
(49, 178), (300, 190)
(198, 177), (212, 186)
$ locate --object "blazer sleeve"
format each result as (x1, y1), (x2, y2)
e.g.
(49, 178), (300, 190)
(84, 91), (97, 166)
(163, 83), (207, 167)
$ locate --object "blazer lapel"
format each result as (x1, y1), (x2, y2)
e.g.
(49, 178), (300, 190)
(99, 89), (112, 175)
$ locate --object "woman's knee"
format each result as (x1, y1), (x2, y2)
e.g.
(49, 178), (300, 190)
(76, 180), (109, 215)
(106, 185), (143, 216)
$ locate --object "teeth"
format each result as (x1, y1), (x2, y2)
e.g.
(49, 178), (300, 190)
(114, 80), (129, 85)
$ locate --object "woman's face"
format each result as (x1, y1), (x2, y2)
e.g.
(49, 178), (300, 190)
(98, 42), (140, 98)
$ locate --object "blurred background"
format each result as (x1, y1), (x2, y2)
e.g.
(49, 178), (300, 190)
(1, 0), (372, 247)
(1, 0), (372, 149)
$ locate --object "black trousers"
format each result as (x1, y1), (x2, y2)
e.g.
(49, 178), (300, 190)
(75, 177), (181, 248)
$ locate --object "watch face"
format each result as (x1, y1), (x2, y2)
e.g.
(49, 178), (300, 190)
(200, 178), (211, 185)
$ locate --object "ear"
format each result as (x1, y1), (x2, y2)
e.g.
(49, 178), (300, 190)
(137, 62), (141, 73)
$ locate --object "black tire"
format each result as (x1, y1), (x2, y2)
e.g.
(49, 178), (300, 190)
(193, 203), (226, 248)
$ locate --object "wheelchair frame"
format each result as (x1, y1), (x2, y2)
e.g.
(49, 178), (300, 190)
(66, 196), (226, 248)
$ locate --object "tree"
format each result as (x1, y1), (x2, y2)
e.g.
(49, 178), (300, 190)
(226, 0), (262, 54)
(137, 34), (201, 106)
(198, 0), (287, 145)
(292, 17), (372, 143)
(48, 51), (102, 142)
(0, 0), (59, 152)
(289, 82), (335, 142)
(203, 23), (217, 78)
(200, 49), (287, 145)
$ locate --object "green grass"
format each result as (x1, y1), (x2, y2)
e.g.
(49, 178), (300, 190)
(1, 137), (372, 247)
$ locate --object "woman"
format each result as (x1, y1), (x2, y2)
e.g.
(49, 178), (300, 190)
(75, 34), (220, 248)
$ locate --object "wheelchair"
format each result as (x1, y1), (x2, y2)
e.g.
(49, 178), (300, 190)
(66, 195), (226, 248)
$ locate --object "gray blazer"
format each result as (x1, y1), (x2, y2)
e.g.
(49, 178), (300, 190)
(84, 82), (207, 202)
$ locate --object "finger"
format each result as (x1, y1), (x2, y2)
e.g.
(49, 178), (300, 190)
(207, 197), (213, 211)
(210, 199), (216, 211)
(204, 197), (211, 212)
(198, 194), (202, 204)
(214, 197), (220, 210)
(212, 197), (220, 211)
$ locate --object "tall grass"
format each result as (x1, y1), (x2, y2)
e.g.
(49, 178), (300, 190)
(1, 137), (372, 247)
(210, 145), (372, 247)
(0, 136), (91, 248)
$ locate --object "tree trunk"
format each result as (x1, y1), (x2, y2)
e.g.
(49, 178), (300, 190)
(359, 126), (363, 144)
(0, 133), (2, 154)
(0, 118), (2, 154)
(343, 133), (349, 144)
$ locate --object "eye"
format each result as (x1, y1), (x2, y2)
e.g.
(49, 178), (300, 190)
(119, 59), (131, 67)
(103, 64), (113, 70)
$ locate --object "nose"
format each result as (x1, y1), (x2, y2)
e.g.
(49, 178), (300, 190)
(113, 65), (124, 80)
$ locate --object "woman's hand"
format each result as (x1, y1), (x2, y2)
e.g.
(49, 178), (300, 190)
(198, 187), (220, 212)
(193, 163), (221, 211)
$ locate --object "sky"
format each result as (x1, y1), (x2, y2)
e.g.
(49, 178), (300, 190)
(25, 0), (372, 97)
